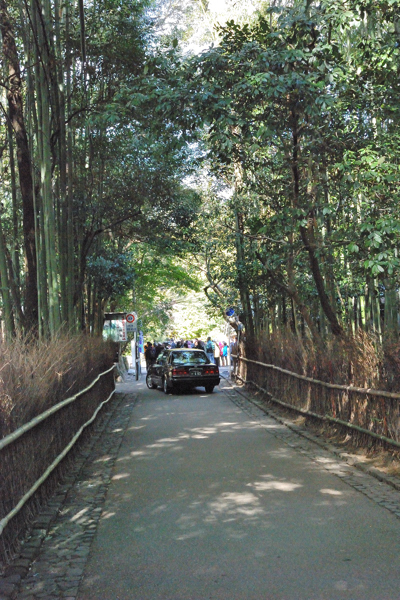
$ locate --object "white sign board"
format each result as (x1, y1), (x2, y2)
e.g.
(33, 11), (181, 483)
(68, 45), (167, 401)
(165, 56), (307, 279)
(126, 312), (138, 333)
(115, 319), (127, 341)
(126, 312), (138, 332)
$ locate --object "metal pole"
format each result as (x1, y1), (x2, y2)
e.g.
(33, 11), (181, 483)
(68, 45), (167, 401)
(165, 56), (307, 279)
(135, 330), (139, 380)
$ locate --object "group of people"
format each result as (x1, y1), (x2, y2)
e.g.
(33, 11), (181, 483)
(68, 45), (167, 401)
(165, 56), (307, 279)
(143, 341), (164, 371)
(143, 336), (238, 371)
(204, 337), (229, 367)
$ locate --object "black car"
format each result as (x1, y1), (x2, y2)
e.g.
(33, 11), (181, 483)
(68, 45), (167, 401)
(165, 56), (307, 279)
(146, 348), (220, 394)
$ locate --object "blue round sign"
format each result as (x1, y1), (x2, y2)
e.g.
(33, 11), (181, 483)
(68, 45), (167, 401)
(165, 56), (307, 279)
(226, 308), (235, 317)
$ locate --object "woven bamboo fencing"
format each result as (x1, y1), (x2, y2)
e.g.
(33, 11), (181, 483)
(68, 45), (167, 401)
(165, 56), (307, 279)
(234, 356), (400, 449)
(0, 365), (115, 566)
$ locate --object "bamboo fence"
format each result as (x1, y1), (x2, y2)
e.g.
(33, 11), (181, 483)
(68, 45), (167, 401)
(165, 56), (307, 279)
(0, 365), (116, 565)
(234, 356), (400, 449)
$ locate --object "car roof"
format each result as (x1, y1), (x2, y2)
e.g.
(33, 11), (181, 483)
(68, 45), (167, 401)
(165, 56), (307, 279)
(168, 348), (205, 352)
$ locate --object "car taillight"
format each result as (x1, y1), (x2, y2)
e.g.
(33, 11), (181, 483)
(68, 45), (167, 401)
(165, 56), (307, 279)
(204, 366), (218, 374)
(172, 367), (190, 376)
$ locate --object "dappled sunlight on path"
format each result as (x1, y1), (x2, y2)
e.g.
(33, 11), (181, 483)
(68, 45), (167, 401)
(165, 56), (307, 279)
(77, 381), (400, 600)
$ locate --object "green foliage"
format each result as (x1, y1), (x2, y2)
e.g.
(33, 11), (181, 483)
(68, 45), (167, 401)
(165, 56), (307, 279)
(2, 0), (400, 343)
(113, 243), (203, 340)
(87, 249), (136, 300)
(168, 291), (226, 340)
(144, 0), (400, 338)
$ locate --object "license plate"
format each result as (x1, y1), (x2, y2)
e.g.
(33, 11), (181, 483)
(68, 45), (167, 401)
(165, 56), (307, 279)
(191, 370), (202, 376)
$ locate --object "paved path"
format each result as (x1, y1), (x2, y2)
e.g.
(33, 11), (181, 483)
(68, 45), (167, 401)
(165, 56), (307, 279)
(3, 373), (400, 599)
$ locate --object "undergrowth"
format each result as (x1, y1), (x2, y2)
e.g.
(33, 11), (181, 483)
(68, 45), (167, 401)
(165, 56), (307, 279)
(0, 334), (116, 437)
(254, 329), (400, 392)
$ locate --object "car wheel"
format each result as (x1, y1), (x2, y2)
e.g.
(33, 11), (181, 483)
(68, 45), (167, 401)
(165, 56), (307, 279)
(146, 373), (157, 389)
(163, 377), (172, 394)
(205, 385), (214, 393)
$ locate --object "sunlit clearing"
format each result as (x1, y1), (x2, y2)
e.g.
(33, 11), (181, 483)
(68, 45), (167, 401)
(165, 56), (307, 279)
(315, 457), (341, 465)
(70, 508), (89, 522)
(101, 511), (116, 520)
(94, 455), (112, 463)
(208, 492), (263, 517)
(111, 473), (130, 480)
(334, 580), (367, 591)
(249, 480), (303, 492)
(148, 442), (175, 448)
(152, 504), (169, 514)
(191, 427), (218, 435)
(158, 435), (190, 442)
(177, 530), (206, 541)
(208, 0), (228, 11)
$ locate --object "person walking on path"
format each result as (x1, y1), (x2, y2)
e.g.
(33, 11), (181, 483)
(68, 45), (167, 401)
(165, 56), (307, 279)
(222, 342), (228, 366)
(231, 336), (238, 374)
(205, 337), (214, 364)
(213, 340), (221, 367)
(144, 342), (156, 371)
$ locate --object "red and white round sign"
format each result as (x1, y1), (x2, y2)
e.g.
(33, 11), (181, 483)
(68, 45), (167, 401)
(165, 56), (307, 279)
(126, 312), (137, 324)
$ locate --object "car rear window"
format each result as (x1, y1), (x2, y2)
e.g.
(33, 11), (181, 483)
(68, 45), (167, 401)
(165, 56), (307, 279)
(171, 351), (208, 365)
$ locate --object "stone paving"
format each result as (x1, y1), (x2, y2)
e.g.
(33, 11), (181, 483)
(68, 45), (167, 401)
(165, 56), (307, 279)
(223, 380), (400, 519)
(1, 374), (400, 600)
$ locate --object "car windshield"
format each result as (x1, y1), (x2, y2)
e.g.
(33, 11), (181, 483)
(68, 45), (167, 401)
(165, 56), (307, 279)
(171, 351), (208, 365)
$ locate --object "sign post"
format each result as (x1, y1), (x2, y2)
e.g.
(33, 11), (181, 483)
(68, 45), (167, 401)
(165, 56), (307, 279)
(126, 312), (138, 332)
(126, 312), (139, 379)
(103, 311), (140, 378)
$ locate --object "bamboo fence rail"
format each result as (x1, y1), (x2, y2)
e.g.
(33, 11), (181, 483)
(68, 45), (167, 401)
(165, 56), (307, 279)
(0, 365), (116, 565)
(234, 356), (400, 449)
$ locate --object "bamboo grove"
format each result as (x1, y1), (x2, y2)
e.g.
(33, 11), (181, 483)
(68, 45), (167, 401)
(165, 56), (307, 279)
(1, 0), (139, 338)
(0, 0), (201, 340)
(1, 0), (400, 346)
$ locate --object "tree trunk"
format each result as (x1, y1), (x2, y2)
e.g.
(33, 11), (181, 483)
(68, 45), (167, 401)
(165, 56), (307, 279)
(290, 108), (343, 337)
(7, 120), (20, 293)
(235, 210), (255, 339)
(33, 0), (61, 335)
(383, 279), (398, 339)
(0, 0), (38, 329)
(369, 279), (382, 341)
(0, 216), (15, 339)
(255, 250), (319, 341)
(66, 0), (75, 327)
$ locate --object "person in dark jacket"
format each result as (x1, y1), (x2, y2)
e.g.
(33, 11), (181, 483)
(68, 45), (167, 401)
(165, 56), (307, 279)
(231, 336), (238, 374)
(145, 342), (156, 371)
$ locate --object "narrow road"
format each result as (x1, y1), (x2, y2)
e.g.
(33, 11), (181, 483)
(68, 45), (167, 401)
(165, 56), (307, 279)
(77, 376), (400, 600)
